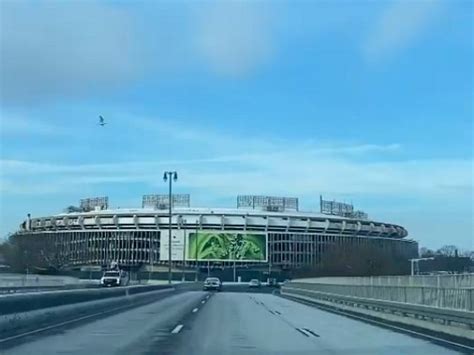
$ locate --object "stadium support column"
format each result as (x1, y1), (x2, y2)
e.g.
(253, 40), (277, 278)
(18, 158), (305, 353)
(164, 171), (178, 284)
(233, 260), (236, 282)
(268, 246), (272, 279)
(195, 221), (199, 281)
(148, 232), (153, 283)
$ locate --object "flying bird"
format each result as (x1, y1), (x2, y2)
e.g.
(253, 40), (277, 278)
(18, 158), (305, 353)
(98, 115), (107, 126)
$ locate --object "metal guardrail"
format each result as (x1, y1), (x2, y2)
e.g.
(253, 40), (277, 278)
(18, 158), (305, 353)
(285, 282), (474, 311)
(281, 285), (474, 330)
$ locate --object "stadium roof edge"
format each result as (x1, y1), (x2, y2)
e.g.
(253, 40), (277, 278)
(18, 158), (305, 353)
(53, 207), (392, 225)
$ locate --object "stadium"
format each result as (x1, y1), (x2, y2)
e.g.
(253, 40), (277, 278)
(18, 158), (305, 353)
(13, 194), (418, 279)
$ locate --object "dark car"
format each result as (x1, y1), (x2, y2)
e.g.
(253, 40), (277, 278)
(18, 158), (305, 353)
(203, 277), (222, 291)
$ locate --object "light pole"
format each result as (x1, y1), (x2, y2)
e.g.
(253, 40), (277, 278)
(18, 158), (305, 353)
(181, 218), (187, 282)
(163, 171), (178, 284)
(195, 220), (199, 282)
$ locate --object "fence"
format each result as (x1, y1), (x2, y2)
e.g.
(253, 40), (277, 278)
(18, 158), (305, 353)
(296, 274), (474, 288)
(285, 282), (474, 311)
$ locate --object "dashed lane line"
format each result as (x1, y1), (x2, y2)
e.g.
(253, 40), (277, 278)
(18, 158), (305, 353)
(296, 328), (310, 337)
(303, 328), (320, 337)
(171, 324), (184, 334)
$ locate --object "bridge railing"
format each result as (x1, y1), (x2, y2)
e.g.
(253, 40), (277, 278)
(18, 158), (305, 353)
(284, 282), (474, 311)
(296, 274), (474, 288)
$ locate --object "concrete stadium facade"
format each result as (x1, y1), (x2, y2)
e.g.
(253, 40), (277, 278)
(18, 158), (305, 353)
(15, 206), (418, 272)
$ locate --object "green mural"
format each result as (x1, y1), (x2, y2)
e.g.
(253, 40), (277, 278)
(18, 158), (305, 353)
(187, 232), (267, 262)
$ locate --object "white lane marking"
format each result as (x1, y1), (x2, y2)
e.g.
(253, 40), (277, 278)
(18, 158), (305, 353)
(296, 328), (312, 337)
(201, 300), (206, 304)
(171, 324), (184, 334)
(192, 308), (199, 313)
(303, 328), (320, 337)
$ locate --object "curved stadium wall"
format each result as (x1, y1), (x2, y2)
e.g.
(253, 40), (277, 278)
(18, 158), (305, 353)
(15, 208), (418, 271)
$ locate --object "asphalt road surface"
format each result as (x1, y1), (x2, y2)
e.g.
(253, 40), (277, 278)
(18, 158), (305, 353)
(1, 291), (463, 355)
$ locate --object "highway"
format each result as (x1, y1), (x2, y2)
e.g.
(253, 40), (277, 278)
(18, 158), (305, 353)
(0, 290), (463, 355)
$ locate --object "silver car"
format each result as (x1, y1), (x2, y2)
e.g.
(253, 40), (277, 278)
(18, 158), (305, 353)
(248, 279), (261, 288)
(203, 277), (222, 291)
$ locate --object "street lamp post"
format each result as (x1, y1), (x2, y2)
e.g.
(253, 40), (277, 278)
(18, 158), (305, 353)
(181, 218), (186, 282)
(195, 220), (199, 282)
(163, 171), (178, 284)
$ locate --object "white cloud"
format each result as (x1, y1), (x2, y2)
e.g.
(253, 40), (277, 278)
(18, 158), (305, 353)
(1, 153), (471, 200)
(363, 0), (443, 61)
(1, 113), (468, 201)
(193, 2), (275, 77)
(117, 114), (403, 157)
(0, 2), (143, 105)
(0, 115), (69, 136)
(0, 2), (279, 106)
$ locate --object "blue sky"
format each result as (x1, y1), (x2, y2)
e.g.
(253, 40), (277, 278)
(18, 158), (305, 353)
(0, 0), (472, 250)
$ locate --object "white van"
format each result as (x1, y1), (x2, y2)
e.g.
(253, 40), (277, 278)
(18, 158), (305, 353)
(100, 270), (129, 287)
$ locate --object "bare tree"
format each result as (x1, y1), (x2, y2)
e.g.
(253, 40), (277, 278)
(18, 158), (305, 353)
(1, 233), (70, 273)
(419, 247), (435, 257)
(436, 245), (458, 257)
(293, 242), (410, 278)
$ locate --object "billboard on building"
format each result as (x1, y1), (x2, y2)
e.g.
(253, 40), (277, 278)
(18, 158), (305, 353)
(187, 231), (267, 262)
(159, 230), (185, 261)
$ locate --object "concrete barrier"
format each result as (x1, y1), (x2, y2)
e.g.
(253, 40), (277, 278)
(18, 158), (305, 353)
(0, 284), (174, 315)
(0, 287), (176, 341)
(0, 282), (203, 342)
(0, 283), (100, 295)
(0, 273), (80, 287)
